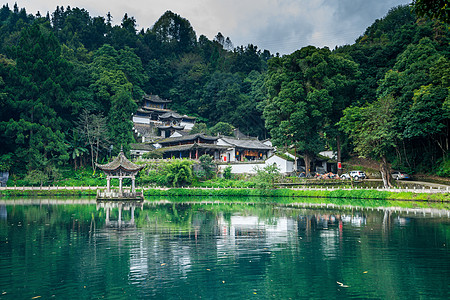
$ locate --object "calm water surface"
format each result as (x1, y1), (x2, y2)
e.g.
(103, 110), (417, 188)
(0, 198), (449, 299)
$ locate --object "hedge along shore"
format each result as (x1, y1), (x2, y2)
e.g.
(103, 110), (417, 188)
(0, 186), (448, 201)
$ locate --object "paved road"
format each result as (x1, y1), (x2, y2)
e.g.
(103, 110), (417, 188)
(365, 179), (450, 188)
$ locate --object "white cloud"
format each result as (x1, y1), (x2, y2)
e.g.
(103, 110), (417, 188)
(11, 0), (410, 55)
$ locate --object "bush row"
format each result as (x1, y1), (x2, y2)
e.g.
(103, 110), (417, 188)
(143, 188), (449, 201)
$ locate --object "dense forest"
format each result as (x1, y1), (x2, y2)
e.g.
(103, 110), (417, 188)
(0, 3), (448, 183)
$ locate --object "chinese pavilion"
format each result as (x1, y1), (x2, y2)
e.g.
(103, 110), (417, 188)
(96, 148), (145, 200)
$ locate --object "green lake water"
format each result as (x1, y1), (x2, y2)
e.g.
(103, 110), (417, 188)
(0, 197), (449, 299)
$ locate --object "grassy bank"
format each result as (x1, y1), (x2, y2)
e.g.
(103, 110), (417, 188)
(0, 187), (448, 202)
(143, 188), (449, 202)
(0, 189), (98, 197)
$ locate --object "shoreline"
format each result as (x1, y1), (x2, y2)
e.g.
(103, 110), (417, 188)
(0, 186), (448, 202)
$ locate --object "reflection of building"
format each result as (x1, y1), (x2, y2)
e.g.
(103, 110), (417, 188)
(217, 214), (298, 249)
(0, 171), (8, 187)
(0, 205), (6, 220)
(97, 200), (143, 229)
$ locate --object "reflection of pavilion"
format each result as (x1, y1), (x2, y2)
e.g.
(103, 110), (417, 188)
(97, 200), (144, 229)
(96, 148), (145, 200)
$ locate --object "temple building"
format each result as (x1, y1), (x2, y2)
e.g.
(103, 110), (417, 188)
(96, 149), (145, 200)
(148, 133), (273, 161)
(157, 112), (185, 138)
(132, 94), (196, 142)
(217, 137), (274, 162)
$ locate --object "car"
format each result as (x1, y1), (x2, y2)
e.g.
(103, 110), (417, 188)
(340, 173), (351, 180)
(349, 170), (366, 180)
(392, 171), (410, 180)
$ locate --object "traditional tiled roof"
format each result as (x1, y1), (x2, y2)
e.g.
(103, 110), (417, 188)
(157, 125), (185, 130)
(220, 137), (273, 150)
(181, 115), (196, 120)
(134, 124), (154, 137)
(96, 150), (144, 172)
(158, 133), (218, 145)
(138, 107), (172, 114)
(172, 130), (190, 136)
(130, 143), (155, 151)
(160, 112), (182, 119)
(143, 94), (172, 103)
(160, 143), (229, 153)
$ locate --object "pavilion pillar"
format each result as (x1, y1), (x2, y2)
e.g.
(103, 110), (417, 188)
(131, 206), (135, 225)
(106, 176), (111, 193)
(119, 177), (123, 195)
(196, 149), (198, 159)
(131, 176), (136, 193)
(118, 203), (122, 228)
(105, 207), (110, 226)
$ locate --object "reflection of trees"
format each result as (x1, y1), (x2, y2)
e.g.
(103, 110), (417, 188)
(1, 200), (449, 298)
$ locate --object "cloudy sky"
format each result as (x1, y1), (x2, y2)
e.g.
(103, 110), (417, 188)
(12, 0), (411, 55)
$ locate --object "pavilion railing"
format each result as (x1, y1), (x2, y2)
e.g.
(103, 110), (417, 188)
(96, 188), (143, 200)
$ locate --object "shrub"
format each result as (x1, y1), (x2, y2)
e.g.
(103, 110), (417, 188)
(142, 150), (164, 159)
(223, 166), (232, 179)
(166, 159), (194, 187)
(436, 158), (450, 177)
(199, 154), (215, 180)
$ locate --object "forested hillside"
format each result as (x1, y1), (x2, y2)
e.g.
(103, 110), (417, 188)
(0, 3), (448, 182)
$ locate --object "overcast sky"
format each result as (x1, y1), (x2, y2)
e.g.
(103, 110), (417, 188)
(12, 0), (411, 55)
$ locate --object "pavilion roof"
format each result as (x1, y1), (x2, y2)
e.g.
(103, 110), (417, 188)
(96, 150), (144, 172)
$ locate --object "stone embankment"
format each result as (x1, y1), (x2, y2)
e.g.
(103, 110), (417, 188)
(0, 184), (449, 194)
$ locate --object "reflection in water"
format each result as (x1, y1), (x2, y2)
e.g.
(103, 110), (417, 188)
(97, 200), (144, 229)
(0, 199), (448, 299)
(0, 204), (6, 220)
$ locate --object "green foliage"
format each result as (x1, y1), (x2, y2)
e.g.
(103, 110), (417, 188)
(0, 153), (12, 171)
(139, 169), (167, 186)
(0, 3), (448, 181)
(142, 150), (163, 159)
(198, 154), (215, 180)
(251, 163), (281, 189)
(223, 165), (232, 179)
(141, 187), (449, 202)
(189, 122), (208, 135)
(436, 158), (450, 177)
(209, 122), (234, 136)
(165, 159), (194, 187)
(411, 0), (450, 23)
(23, 170), (48, 186)
(264, 46), (360, 174)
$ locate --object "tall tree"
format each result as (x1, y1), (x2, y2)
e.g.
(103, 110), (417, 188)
(264, 46), (359, 175)
(152, 10), (197, 55)
(411, 0), (450, 23)
(340, 95), (399, 188)
(77, 109), (109, 173)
